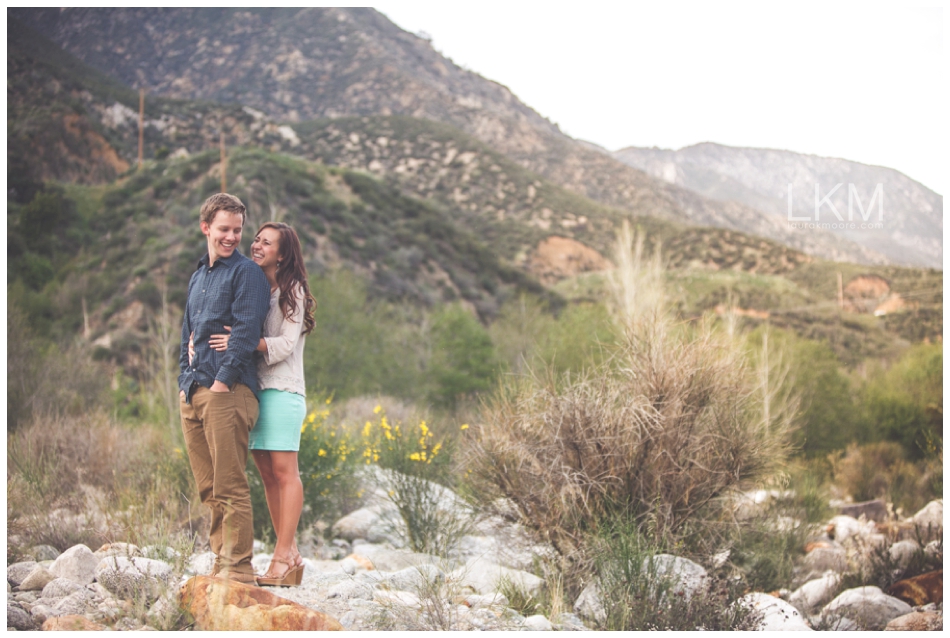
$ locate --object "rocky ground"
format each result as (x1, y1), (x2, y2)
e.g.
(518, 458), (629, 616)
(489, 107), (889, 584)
(6, 474), (943, 631)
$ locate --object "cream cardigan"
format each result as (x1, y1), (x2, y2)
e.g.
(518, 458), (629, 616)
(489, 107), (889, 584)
(257, 285), (307, 396)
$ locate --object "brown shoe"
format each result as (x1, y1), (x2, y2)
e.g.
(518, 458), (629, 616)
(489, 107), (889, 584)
(211, 567), (259, 586)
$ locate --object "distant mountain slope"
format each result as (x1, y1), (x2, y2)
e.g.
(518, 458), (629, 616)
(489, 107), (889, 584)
(614, 143), (942, 269)
(10, 7), (884, 266)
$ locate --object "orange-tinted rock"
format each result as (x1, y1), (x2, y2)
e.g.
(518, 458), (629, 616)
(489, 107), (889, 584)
(886, 570), (942, 606)
(179, 575), (343, 631)
(42, 615), (108, 630)
(885, 611), (942, 631)
(346, 553), (376, 571)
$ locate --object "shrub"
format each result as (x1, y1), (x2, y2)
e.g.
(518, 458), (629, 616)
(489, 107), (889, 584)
(830, 442), (941, 515)
(466, 222), (791, 560)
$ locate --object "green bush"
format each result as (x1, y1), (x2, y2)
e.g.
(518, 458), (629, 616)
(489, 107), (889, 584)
(427, 304), (498, 410)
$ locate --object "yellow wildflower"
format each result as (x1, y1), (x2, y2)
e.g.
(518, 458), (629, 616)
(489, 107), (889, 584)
(460, 424), (469, 430)
(318, 449), (327, 457)
(373, 405), (382, 414)
(409, 452), (421, 461)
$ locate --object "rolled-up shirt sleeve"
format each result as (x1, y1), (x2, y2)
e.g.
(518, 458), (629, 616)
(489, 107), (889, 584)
(262, 286), (305, 366)
(215, 262), (270, 387)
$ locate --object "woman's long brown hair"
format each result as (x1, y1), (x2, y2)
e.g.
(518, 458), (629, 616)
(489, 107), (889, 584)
(256, 222), (316, 336)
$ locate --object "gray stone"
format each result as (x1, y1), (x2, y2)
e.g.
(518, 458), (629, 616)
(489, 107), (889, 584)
(7, 603), (35, 631)
(349, 543), (440, 572)
(17, 565), (55, 592)
(736, 592), (813, 630)
(573, 581), (606, 625)
(186, 551), (215, 576)
(53, 590), (96, 616)
(647, 554), (708, 601)
(49, 544), (99, 585)
(29, 545), (61, 562)
(553, 612), (589, 631)
(837, 499), (889, 523)
(821, 586), (913, 630)
(451, 556), (543, 598)
(912, 500), (942, 529)
(462, 592), (509, 609)
(95, 556), (173, 601)
(41, 577), (84, 599)
(523, 614), (554, 630)
(7, 562), (38, 587)
(332, 506), (388, 541)
(888, 540), (920, 568)
(885, 611), (943, 631)
(827, 515), (868, 542)
(339, 610), (358, 628)
(14, 591), (39, 605)
(384, 563), (444, 592)
(789, 572), (841, 615)
(802, 546), (848, 574)
(28, 603), (60, 626)
(326, 579), (377, 600)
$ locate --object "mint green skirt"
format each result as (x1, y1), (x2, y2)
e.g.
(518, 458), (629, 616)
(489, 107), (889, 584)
(250, 389), (305, 452)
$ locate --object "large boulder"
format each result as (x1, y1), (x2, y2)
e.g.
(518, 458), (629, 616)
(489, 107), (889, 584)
(821, 586), (913, 630)
(837, 499), (889, 522)
(912, 500), (942, 530)
(49, 544), (99, 585)
(179, 575), (343, 631)
(7, 602), (35, 631)
(17, 564), (56, 592)
(885, 570), (942, 606)
(451, 556), (544, 598)
(885, 611), (942, 631)
(648, 554), (708, 602)
(887, 540), (920, 569)
(736, 592), (812, 630)
(95, 555), (173, 601)
(788, 572), (841, 615)
(41, 577), (85, 599)
(41, 615), (109, 631)
(573, 581), (606, 625)
(7, 561), (39, 587)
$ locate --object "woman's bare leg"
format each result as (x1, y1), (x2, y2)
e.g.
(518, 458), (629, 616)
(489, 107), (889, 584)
(255, 450), (303, 577)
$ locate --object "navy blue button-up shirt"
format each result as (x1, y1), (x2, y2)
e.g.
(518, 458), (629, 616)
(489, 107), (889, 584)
(178, 248), (271, 401)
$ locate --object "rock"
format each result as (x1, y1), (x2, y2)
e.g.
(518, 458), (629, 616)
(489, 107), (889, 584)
(648, 554), (708, 601)
(924, 540), (941, 559)
(383, 564), (444, 592)
(374, 589), (421, 608)
(332, 506), (390, 541)
(17, 565), (55, 592)
(95, 556), (173, 601)
(912, 500), (942, 529)
(553, 612), (588, 631)
(837, 499), (889, 522)
(736, 592), (812, 630)
(885, 611), (943, 631)
(7, 603), (35, 631)
(340, 557), (359, 575)
(821, 586), (913, 630)
(459, 592), (508, 608)
(886, 570), (942, 606)
(28, 603), (59, 626)
(52, 590), (96, 616)
(29, 545), (61, 562)
(573, 581), (605, 625)
(179, 575), (343, 630)
(888, 540), (920, 568)
(7, 561), (39, 587)
(326, 579), (377, 601)
(451, 556), (544, 598)
(802, 546), (848, 574)
(187, 551), (216, 575)
(827, 515), (868, 542)
(523, 614), (554, 630)
(789, 572), (841, 615)
(49, 544), (99, 585)
(348, 544), (438, 572)
(42, 614), (108, 630)
(41, 577), (84, 599)
(95, 542), (142, 558)
(338, 610), (358, 628)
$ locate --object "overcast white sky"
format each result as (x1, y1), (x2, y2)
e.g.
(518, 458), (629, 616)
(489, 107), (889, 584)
(371, 1), (946, 194)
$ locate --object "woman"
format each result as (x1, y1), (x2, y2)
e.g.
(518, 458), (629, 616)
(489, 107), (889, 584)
(207, 222), (316, 587)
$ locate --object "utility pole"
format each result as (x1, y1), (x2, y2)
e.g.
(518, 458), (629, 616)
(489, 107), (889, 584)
(220, 131), (227, 192)
(138, 89), (145, 170)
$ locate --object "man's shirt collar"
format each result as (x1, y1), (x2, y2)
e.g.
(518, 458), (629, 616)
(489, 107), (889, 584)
(198, 248), (243, 269)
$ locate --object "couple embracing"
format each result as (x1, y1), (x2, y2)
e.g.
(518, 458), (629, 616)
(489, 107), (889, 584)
(178, 193), (314, 587)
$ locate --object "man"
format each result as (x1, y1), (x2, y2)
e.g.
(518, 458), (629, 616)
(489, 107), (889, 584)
(179, 193), (270, 584)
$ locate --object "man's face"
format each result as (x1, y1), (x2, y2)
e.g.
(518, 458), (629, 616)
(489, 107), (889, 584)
(201, 210), (244, 264)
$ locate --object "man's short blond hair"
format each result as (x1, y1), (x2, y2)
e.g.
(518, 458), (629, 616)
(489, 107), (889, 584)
(199, 193), (247, 226)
